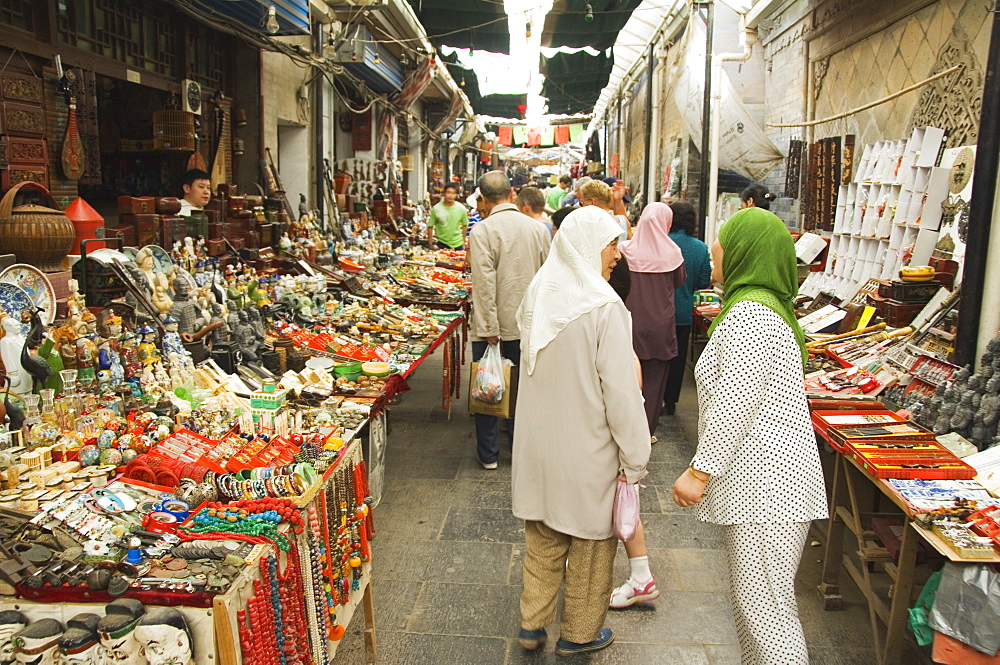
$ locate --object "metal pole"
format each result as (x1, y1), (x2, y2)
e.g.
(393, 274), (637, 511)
(697, 0), (714, 240)
(955, 5), (1000, 367)
(642, 42), (654, 205)
(312, 21), (325, 229)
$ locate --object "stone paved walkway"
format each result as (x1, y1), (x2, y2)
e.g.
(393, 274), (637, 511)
(335, 350), (879, 664)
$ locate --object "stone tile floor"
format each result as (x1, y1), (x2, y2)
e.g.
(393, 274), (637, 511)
(334, 351), (880, 664)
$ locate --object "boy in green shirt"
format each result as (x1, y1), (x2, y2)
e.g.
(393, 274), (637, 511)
(545, 174), (572, 211)
(427, 183), (467, 249)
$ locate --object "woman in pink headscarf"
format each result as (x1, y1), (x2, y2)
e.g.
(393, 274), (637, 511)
(620, 202), (686, 438)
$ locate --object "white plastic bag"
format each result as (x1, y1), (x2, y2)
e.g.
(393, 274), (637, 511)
(613, 478), (640, 542)
(471, 343), (505, 404)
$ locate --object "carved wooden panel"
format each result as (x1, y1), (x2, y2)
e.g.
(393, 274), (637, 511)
(1, 164), (48, 190)
(1, 102), (46, 136)
(785, 139), (804, 199)
(0, 137), (48, 165)
(1, 74), (43, 104)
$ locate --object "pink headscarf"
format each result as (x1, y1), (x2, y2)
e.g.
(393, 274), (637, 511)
(618, 202), (684, 273)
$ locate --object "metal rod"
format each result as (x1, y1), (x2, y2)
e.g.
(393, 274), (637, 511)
(955, 7), (1000, 367)
(697, 0), (714, 240)
(313, 20), (326, 231)
(642, 41), (654, 204)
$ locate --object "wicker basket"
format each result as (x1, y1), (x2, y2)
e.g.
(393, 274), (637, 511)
(0, 181), (75, 272)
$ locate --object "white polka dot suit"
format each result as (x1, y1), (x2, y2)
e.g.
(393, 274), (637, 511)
(691, 301), (828, 665)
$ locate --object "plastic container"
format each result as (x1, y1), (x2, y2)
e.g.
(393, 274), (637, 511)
(362, 361), (391, 378)
(334, 361), (363, 382)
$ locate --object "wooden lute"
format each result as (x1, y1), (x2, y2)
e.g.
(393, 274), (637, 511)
(61, 71), (84, 180)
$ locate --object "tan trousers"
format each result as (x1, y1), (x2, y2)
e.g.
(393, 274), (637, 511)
(520, 520), (617, 644)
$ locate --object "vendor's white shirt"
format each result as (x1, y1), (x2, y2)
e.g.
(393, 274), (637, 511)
(179, 199), (202, 216)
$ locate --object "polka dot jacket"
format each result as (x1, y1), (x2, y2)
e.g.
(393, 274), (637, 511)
(692, 300), (828, 525)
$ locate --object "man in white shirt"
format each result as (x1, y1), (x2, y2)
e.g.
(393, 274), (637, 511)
(468, 171), (551, 469)
(179, 169), (212, 216)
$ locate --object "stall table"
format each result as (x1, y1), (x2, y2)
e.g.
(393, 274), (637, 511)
(816, 428), (1000, 665)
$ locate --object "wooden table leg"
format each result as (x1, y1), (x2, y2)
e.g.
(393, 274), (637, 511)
(881, 518), (918, 665)
(818, 453), (846, 610)
(363, 580), (377, 664)
(844, 453), (885, 658)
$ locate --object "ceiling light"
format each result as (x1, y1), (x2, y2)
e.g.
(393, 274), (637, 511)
(264, 4), (279, 34)
(584, 1), (594, 22)
(526, 21), (532, 38)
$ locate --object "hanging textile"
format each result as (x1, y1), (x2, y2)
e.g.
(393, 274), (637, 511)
(498, 125), (513, 146)
(378, 110), (396, 162)
(668, 19), (784, 181)
(526, 127), (541, 147)
(553, 125), (570, 145)
(569, 124), (585, 143)
(512, 126), (528, 145)
(541, 126), (555, 146)
(433, 95), (464, 136)
(397, 57), (435, 110)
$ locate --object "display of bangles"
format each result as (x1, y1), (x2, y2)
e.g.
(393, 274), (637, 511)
(210, 464), (316, 501)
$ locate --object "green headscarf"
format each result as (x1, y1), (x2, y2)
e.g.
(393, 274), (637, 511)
(707, 207), (808, 364)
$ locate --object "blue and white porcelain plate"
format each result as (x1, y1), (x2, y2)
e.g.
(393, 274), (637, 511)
(0, 264), (55, 325)
(0, 282), (36, 323)
(142, 245), (174, 275)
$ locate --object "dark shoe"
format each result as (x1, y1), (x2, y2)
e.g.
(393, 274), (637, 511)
(664, 403), (676, 415)
(518, 628), (547, 650)
(555, 628), (614, 656)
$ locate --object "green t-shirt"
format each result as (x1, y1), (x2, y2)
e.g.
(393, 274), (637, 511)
(545, 187), (566, 210)
(429, 201), (466, 248)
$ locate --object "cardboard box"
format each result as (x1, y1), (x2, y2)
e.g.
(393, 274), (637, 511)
(468, 362), (518, 419)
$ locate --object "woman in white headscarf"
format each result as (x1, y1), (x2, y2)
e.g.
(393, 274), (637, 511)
(512, 206), (651, 658)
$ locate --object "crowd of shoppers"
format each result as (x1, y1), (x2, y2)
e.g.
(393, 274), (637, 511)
(457, 173), (826, 662)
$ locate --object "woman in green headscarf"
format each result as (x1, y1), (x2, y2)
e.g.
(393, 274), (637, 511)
(672, 208), (827, 665)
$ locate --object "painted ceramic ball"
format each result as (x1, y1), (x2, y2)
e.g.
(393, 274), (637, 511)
(154, 416), (174, 431)
(121, 448), (138, 463)
(97, 430), (118, 450)
(77, 445), (100, 466)
(134, 413), (155, 429)
(115, 433), (136, 451)
(104, 417), (127, 435)
(99, 448), (123, 466)
(153, 424), (171, 441)
(132, 435), (154, 454)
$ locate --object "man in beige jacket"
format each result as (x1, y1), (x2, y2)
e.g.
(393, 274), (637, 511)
(468, 171), (551, 469)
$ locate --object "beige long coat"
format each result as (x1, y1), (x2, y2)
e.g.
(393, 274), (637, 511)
(512, 302), (651, 540)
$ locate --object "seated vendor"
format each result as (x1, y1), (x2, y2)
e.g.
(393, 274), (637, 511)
(179, 168), (212, 216)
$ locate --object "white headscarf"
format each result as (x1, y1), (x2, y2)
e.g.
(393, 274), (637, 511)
(517, 207), (623, 375)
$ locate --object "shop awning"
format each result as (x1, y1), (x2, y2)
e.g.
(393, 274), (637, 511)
(477, 94), (528, 120)
(541, 0), (644, 51)
(541, 51), (614, 115)
(440, 52), (483, 111)
(195, 0), (310, 35)
(404, 0), (510, 53)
